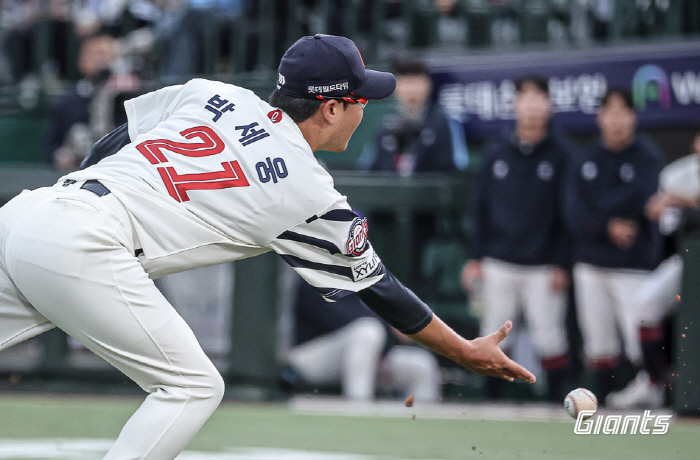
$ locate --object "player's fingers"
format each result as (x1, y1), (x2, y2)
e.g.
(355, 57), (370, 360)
(502, 359), (536, 384)
(491, 320), (512, 343)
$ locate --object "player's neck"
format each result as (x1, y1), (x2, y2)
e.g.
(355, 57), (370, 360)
(602, 133), (635, 152)
(516, 123), (547, 146)
(297, 119), (324, 152)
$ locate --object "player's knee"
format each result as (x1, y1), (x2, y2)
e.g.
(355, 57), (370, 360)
(400, 348), (439, 378)
(203, 370), (226, 405)
(386, 348), (440, 402)
(184, 365), (226, 406)
(151, 367), (225, 413)
(350, 317), (386, 349)
(414, 350), (439, 375)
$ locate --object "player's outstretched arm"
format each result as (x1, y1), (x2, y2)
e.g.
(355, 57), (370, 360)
(355, 268), (535, 383)
(408, 316), (536, 384)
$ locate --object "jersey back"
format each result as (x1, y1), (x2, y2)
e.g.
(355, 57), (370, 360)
(64, 79), (345, 275)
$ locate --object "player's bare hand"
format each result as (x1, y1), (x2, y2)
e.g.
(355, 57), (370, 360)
(549, 265), (569, 293)
(408, 316), (535, 384)
(459, 260), (482, 293)
(461, 321), (536, 383)
(645, 192), (671, 223)
(607, 217), (638, 250)
(646, 192), (699, 222)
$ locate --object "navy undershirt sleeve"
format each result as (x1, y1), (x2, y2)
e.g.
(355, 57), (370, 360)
(356, 268), (434, 335)
(80, 123), (130, 169)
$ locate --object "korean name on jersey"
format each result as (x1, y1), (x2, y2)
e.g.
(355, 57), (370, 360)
(61, 79), (384, 294)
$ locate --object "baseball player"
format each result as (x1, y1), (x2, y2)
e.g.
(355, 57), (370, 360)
(285, 276), (441, 402)
(460, 76), (572, 402)
(358, 59), (469, 175)
(0, 35), (534, 459)
(563, 88), (664, 405)
(606, 126), (700, 408)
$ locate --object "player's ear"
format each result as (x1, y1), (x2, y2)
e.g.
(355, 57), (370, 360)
(320, 99), (341, 125)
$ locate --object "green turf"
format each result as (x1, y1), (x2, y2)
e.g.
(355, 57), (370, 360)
(0, 394), (699, 459)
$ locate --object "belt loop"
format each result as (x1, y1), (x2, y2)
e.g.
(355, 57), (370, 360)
(80, 180), (111, 197)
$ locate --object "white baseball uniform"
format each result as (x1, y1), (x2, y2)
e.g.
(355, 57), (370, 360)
(659, 153), (700, 201)
(286, 316), (440, 402)
(479, 257), (568, 358)
(0, 79), (385, 459)
(635, 153), (700, 326)
(573, 263), (648, 364)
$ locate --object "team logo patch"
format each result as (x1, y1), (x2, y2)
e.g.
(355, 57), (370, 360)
(381, 134), (398, 152)
(620, 163), (635, 182)
(420, 128), (436, 146)
(267, 109), (283, 123)
(537, 160), (554, 181)
(582, 161), (598, 181)
(493, 160), (509, 179)
(346, 217), (369, 256)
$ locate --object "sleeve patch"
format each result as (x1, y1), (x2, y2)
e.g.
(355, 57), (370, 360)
(351, 247), (382, 281)
(346, 217), (369, 256)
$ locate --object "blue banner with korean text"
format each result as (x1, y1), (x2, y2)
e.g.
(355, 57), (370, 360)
(431, 42), (700, 136)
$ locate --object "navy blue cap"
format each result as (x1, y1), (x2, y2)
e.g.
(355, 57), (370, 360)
(277, 34), (396, 100)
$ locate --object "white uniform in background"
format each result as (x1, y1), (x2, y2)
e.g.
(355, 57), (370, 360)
(606, 153), (700, 409)
(636, 153), (700, 326)
(660, 153), (700, 201)
(287, 315), (441, 402)
(479, 258), (568, 358)
(0, 79), (385, 459)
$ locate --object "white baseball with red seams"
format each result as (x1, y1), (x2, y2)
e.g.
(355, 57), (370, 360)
(564, 388), (598, 419)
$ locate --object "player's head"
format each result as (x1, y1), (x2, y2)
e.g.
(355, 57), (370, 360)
(269, 34), (396, 153)
(391, 59), (432, 113)
(78, 34), (118, 81)
(275, 34), (396, 105)
(597, 88), (636, 152)
(513, 75), (551, 128)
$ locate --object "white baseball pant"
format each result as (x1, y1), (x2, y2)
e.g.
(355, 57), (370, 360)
(635, 254), (683, 326)
(0, 184), (224, 460)
(573, 262), (652, 366)
(479, 257), (568, 358)
(378, 345), (440, 402)
(287, 316), (440, 401)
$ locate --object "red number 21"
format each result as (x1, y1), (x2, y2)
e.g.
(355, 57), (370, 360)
(136, 126), (249, 202)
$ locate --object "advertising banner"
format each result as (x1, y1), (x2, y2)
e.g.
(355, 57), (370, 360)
(432, 42), (700, 135)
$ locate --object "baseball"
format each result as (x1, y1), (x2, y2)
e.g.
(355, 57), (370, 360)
(564, 388), (598, 419)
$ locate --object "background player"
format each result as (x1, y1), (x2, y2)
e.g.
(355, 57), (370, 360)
(563, 88), (664, 404)
(283, 275), (441, 402)
(606, 125), (700, 408)
(358, 58), (469, 175)
(460, 76), (572, 402)
(0, 34), (534, 460)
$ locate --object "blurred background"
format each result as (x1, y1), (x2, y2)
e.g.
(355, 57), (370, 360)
(0, 0), (699, 421)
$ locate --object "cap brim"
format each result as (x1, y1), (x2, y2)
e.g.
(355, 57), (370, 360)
(351, 70), (396, 100)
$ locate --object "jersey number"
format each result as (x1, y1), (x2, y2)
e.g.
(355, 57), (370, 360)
(136, 126), (249, 202)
